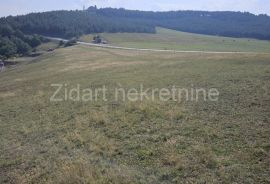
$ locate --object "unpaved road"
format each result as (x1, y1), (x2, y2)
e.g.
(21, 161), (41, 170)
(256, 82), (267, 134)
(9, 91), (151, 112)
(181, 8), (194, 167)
(48, 37), (270, 54)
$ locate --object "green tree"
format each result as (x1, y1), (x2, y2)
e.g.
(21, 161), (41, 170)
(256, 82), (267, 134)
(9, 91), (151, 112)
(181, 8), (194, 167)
(64, 39), (77, 47)
(58, 40), (65, 47)
(28, 35), (42, 47)
(0, 25), (14, 37)
(11, 37), (31, 55)
(0, 37), (17, 58)
(14, 29), (25, 40)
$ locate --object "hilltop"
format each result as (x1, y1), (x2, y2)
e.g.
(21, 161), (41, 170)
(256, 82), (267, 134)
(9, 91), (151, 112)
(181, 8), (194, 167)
(1, 7), (270, 40)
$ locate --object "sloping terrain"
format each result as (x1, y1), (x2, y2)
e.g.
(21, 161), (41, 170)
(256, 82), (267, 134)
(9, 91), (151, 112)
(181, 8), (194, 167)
(0, 43), (269, 183)
(2, 7), (270, 40)
(80, 27), (270, 52)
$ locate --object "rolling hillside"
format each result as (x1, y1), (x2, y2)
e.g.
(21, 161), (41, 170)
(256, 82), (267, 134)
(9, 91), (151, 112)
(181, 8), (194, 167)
(1, 7), (270, 40)
(0, 41), (270, 183)
(80, 27), (270, 52)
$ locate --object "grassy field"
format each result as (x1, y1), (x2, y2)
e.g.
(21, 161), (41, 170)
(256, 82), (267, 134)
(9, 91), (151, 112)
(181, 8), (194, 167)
(0, 42), (270, 183)
(36, 41), (59, 52)
(80, 27), (270, 53)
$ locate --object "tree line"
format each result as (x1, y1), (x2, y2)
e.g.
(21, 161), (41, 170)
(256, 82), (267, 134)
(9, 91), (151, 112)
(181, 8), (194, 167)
(0, 7), (270, 40)
(97, 8), (270, 40)
(0, 24), (49, 60)
(1, 7), (155, 39)
(2, 7), (270, 40)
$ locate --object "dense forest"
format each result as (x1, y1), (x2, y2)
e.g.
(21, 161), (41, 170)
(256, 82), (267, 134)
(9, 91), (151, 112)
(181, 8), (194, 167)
(1, 6), (270, 40)
(1, 6), (270, 59)
(0, 24), (48, 60)
(0, 7), (156, 39)
(97, 8), (270, 40)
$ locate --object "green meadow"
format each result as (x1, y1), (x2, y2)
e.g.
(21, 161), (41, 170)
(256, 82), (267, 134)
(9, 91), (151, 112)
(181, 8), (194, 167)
(80, 27), (270, 53)
(1, 30), (270, 183)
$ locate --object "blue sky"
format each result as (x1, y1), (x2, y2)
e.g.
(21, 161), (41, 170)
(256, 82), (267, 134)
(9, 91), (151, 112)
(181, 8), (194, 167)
(0, 0), (269, 17)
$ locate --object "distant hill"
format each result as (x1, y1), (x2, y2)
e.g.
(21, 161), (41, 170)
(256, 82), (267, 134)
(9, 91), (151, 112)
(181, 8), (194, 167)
(1, 6), (270, 40)
(96, 8), (270, 40)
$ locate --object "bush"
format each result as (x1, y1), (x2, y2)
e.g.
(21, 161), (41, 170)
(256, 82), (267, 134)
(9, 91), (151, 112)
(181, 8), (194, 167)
(0, 29), (44, 59)
(0, 37), (17, 58)
(28, 35), (42, 47)
(64, 39), (77, 47)
(58, 40), (65, 47)
(11, 37), (31, 55)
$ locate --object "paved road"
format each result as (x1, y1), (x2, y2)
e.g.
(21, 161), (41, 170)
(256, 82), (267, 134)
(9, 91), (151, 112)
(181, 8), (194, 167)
(48, 37), (270, 54)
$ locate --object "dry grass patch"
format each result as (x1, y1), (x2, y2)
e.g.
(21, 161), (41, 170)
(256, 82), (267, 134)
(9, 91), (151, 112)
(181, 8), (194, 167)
(61, 61), (146, 72)
(0, 92), (16, 98)
(0, 44), (269, 183)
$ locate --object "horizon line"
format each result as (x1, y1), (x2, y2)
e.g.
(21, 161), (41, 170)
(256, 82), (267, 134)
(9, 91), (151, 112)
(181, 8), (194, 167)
(1, 6), (269, 18)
